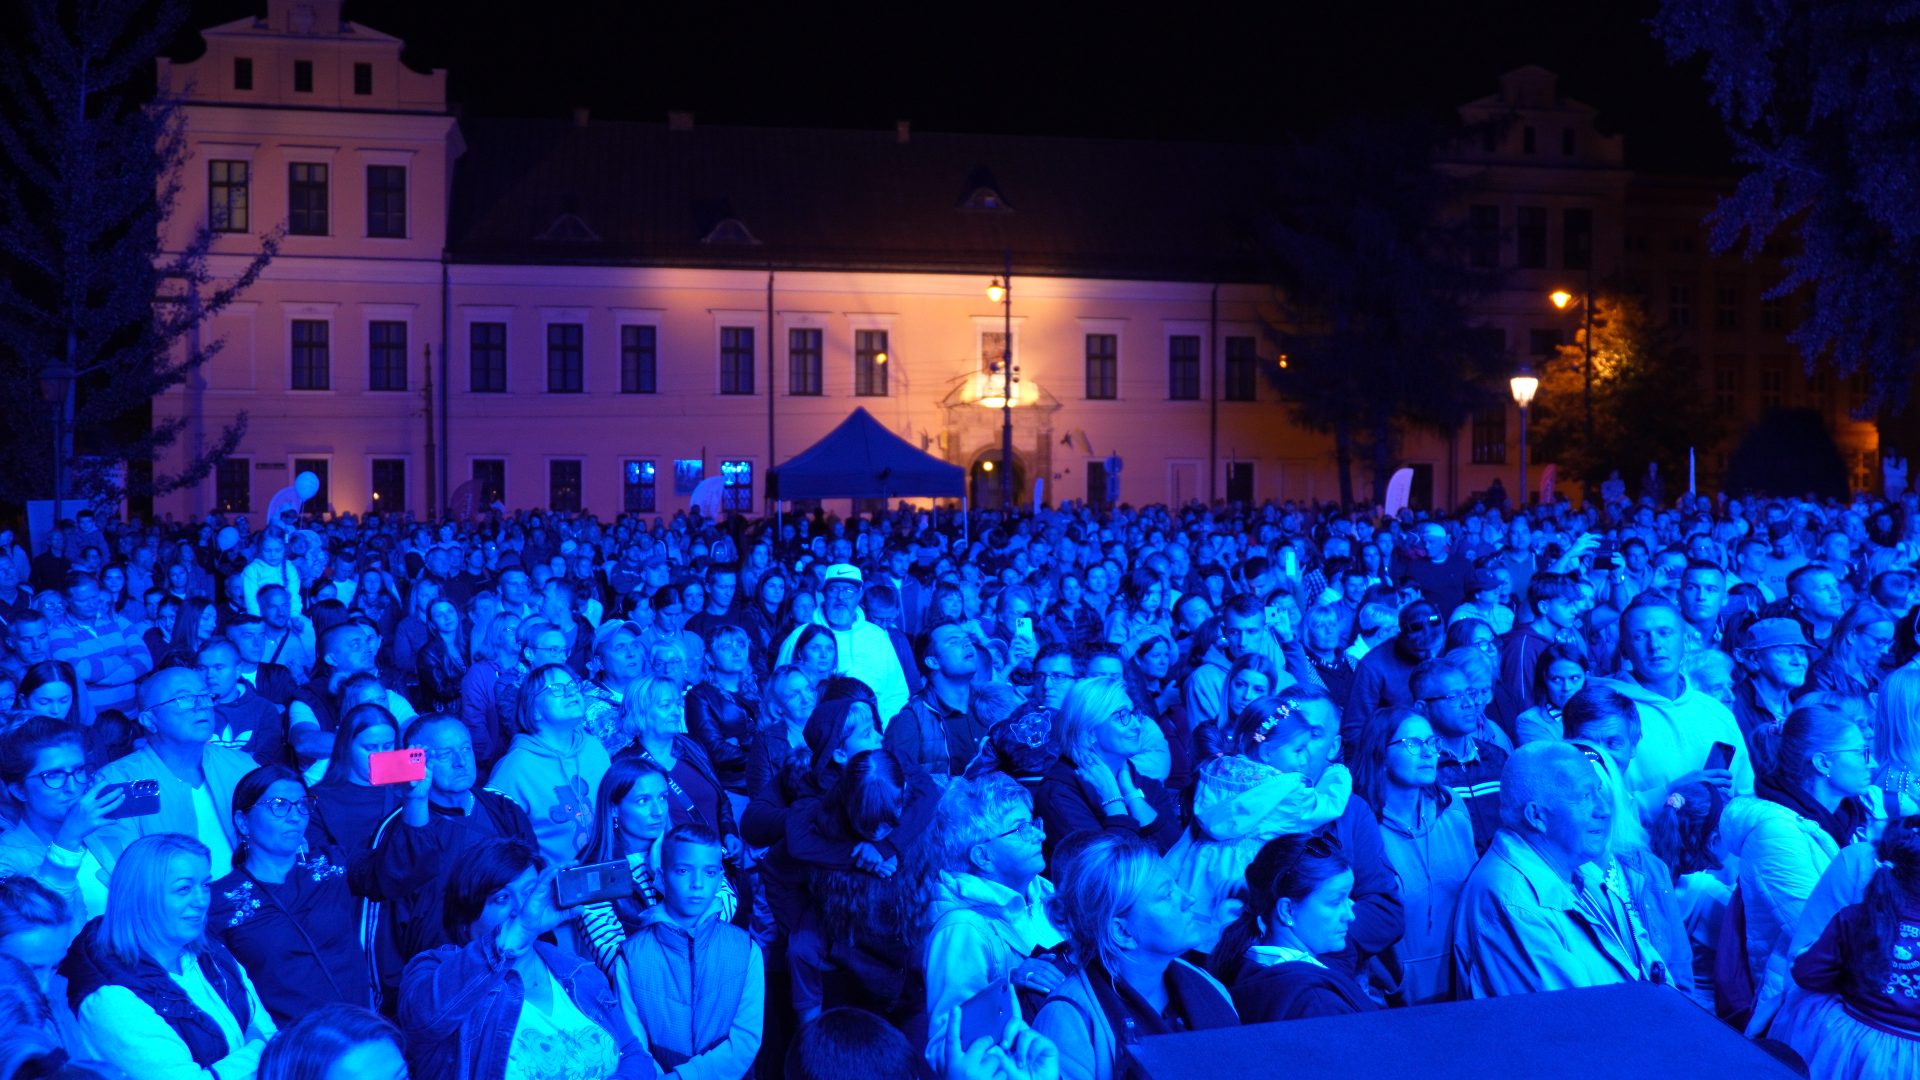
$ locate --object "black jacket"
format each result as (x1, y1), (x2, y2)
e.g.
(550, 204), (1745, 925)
(1231, 957), (1379, 1022)
(370, 788), (537, 962)
(62, 918), (255, 1069)
(684, 680), (759, 792)
(415, 634), (468, 712)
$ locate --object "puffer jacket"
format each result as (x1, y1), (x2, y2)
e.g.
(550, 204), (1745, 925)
(618, 906), (763, 1080)
(1718, 793), (1839, 1032)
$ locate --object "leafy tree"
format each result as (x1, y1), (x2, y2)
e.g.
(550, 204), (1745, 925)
(1528, 290), (1725, 495)
(1655, 0), (1920, 409)
(0, 0), (275, 509)
(1258, 115), (1509, 505)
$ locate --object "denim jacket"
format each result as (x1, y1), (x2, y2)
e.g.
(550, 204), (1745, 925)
(400, 936), (656, 1080)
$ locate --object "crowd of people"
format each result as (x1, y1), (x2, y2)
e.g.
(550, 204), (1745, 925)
(0, 486), (1916, 1080)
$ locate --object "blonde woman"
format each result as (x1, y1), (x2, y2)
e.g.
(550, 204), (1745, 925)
(1034, 676), (1182, 860)
(67, 833), (277, 1080)
(618, 675), (738, 848)
(1875, 666), (1920, 820)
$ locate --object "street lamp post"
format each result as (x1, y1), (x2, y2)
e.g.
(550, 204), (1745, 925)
(1510, 364), (1538, 505)
(38, 360), (75, 522)
(1550, 283), (1595, 453)
(988, 250), (1013, 512)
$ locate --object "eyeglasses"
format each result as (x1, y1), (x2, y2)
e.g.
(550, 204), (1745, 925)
(1036, 671), (1078, 685)
(536, 681), (583, 700)
(152, 692), (214, 711)
(1388, 736), (1443, 758)
(990, 816), (1044, 841)
(26, 766), (93, 791)
(1421, 690), (1480, 707)
(424, 745), (474, 767)
(251, 795), (318, 819)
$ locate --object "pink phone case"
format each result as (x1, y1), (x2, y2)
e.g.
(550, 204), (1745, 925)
(368, 748), (427, 785)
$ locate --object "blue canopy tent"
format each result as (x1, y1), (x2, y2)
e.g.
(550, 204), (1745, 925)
(770, 407), (965, 501)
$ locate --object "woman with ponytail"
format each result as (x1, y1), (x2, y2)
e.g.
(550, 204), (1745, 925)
(1205, 832), (1374, 1022)
(1785, 820), (1920, 1078)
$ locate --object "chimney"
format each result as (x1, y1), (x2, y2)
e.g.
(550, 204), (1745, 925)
(572, 107), (590, 128)
(668, 110), (694, 131)
(896, 120), (911, 144)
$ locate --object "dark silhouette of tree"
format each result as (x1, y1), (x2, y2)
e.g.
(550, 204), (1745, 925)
(1724, 408), (1849, 499)
(1655, 0), (1920, 409)
(1258, 115), (1508, 505)
(0, 0), (276, 509)
(1529, 289), (1726, 496)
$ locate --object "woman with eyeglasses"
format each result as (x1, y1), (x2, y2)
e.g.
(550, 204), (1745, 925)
(1350, 706), (1476, 1005)
(1206, 831), (1371, 1021)
(1806, 602), (1897, 699)
(488, 663), (613, 868)
(0, 718), (122, 924)
(1036, 676), (1182, 860)
(209, 764), (375, 1023)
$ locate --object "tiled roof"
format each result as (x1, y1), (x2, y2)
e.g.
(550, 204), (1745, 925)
(446, 117), (1284, 282)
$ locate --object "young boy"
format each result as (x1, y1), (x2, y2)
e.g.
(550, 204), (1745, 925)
(620, 824), (764, 1080)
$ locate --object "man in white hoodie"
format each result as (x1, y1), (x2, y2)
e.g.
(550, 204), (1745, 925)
(1597, 594), (1752, 818)
(776, 563), (910, 722)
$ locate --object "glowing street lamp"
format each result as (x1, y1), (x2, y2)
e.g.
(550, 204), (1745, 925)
(1549, 289), (1573, 310)
(1511, 364), (1538, 504)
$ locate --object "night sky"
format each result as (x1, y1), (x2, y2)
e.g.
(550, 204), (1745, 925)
(180, 0), (1734, 175)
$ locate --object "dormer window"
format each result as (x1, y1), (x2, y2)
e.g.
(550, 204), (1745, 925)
(354, 62), (372, 95)
(962, 188), (1008, 210)
(701, 218), (761, 245)
(234, 57), (253, 90)
(957, 166), (1013, 212)
(294, 60), (313, 92)
(537, 213), (601, 242)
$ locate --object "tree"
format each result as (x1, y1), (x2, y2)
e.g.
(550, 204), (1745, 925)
(1528, 290), (1725, 496)
(1723, 408), (1849, 499)
(1655, 0), (1920, 409)
(0, 0), (275, 510)
(1258, 115), (1509, 505)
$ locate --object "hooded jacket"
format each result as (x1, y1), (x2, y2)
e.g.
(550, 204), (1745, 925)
(775, 608), (909, 722)
(1594, 674), (1755, 817)
(923, 872), (1064, 1071)
(487, 726), (614, 868)
(618, 905), (763, 1080)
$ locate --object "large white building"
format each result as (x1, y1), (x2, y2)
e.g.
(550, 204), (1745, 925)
(155, 2), (1664, 522)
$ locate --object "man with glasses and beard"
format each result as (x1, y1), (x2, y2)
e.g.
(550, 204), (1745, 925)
(774, 564), (909, 723)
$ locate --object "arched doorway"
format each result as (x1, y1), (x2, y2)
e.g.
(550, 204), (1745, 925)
(969, 452), (1026, 512)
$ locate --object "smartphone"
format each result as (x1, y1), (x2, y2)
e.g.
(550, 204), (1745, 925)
(102, 779), (160, 819)
(1594, 540), (1618, 567)
(1282, 548), (1299, 579)
(958, 978), (1014, 1048)
(1016, 616), (1035, 640)
(368, 748), (427, 786)
(1706, 742), (1735, 772)
(555, 860), (631, 908)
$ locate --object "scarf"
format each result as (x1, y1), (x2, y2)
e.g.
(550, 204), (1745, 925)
(1756, 768), (1868, 848)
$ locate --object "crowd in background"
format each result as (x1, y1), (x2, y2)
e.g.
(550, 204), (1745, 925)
(0, 483), (1916, 1080)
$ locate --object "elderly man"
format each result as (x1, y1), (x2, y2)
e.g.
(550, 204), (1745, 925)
(775, 563), (909, 722)
(1402, 521), (1470, 616)
(87, 666), (257, 874)
(1452, 741), (1669, 997)
(49, 573), (152, 713)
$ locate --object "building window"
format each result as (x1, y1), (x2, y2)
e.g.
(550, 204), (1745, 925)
(623, 460), (656, 512)
(674, 459), (704, 494)
(1714, 366), (1739, 413)
(209, 161), (249, 233)
(1522, 126), (1536, 154)
(353, 62), (372, 95)
(1562, 128), (1575, 156)
(1471, 406), (1507, 464)
(722, 460), (753, 511)
(367, 166), (406, 238)
(1760, 368), (1784, 410)
(1528, 328), (1562, 356)
(289, 163), (328, 235)
(1517, 207), (1547, 269)
(1087, 459), (1111, 508)
(1807, 368), (1830, 399)
(371, 459), (405, 511)
(720, 327), (755, 394)
(1715, 285), (1742, 332)
(1224, 336), (1257, 402)
(369, 321), (407, 391)
(470, 322), (506, 392)
(291, 320), (329, 389)
(1761, 294), (1787, 332)
(1085, 334), (1117, 400)
(621, 325), (657, 394)
(788, 328), (822, 395)
(293, 458), (330, 514)
(1850, 370), (1871, 414)
(547, 324), (583, 392)
(549, 460), (583, 512)
(1563, 208), (1592, 271)
(472, 459), (505, 506)
(234, 57), (253, 90)
(1168, 335), (1200, 400)
(1225, 462), (1254, 505)
(980, 331), (1010, 376)
(855, 329), (889, 397)
(1669, 284), (1695, 329)
(214, 458), (251, 513)
(293, 60), (313, 93)
(1470, 205), (1499, 268)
